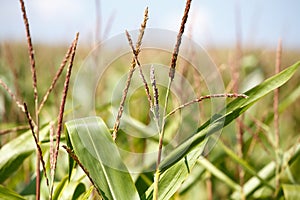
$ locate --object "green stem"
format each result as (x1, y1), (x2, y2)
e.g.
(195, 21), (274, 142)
(153, 79), (172, 200)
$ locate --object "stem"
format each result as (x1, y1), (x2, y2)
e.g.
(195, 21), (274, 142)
(50, 33), (79, 199)
(274, 38), (282, 197)
(153, 79), (172, 200)
(153, 1), (192, 198)
(233, 1), (244, 198)
(38, 42), (74, 114)
(206, 172), (213, 200)
(112, 7), (148, 140)
(35, 101), (40, 200)
(165, 93), (248, 119)
(62, 145), (101, 196)
(19, 0), (39, 198)
(24, 103), (49, 188)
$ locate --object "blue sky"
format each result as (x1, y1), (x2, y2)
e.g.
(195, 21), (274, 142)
(0, 0), (299, 49)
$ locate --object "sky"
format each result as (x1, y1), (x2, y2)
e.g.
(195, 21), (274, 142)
(0, 0), (299, 49)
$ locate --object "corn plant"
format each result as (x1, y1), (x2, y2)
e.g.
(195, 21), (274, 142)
(1, 0), (300, 200)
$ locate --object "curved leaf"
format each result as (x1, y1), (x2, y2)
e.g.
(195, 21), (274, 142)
(196, 156), (241, 191)
(144, 61), (300, 199)
(78, 186), (94, 200)
(65, 117), (140, 200)
(282, 184), (300, 200)
(159, 61), (300, 172)
(0, 124), (49, 183)
(0, 184), (26, 200)
(52, 175), (68, 200)
(231, 143), (300, 198)
(144, 148), (202, 200)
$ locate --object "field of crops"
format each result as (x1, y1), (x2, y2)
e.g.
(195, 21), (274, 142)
(1, 1), (300, 200)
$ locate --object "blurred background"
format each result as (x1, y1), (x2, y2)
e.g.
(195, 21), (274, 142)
(0, 0), (300, 49)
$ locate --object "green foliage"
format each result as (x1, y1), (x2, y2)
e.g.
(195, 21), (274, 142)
(143, 61), (300, 200)
(1, 42), (300, 199)
(65, 117), (140, 200)
(0, 184), (26, 200)
(282, 184), (300, 200)
(0, 124), (49, 183)
(63, 62), (299, 200)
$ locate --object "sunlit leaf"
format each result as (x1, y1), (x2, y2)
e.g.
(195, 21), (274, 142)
(216, 139), (273, 189)
(144, 148), (202, 200)
(196, 156), (241, 191)
(0, 184), (26, 200)
(282, 184), (300, 200)
(0, 124), (49, 183)
(144, 61), (300, 199)
(231, 143), (300, 198)
(52, 175), (68, 200)
(77, 186), (94, 200)
(65, 117), (140, 200)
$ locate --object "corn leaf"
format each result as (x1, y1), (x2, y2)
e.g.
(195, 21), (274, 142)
(231, 143), (300, 198)
(196, 156), (241, 191)
(65, 117), (140, 200)
(0, 184), (26, 200)
(144, 61), (300, 199)
(282, 184), (300, 200)
(52, 175), (68, 200)
(0, 124), (49, 183)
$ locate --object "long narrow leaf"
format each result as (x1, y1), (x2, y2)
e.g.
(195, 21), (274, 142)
(197, 156), (241, 191)
(65, 117), (140, 200)
(78, 186), (94, 200)
(159, 61), (300, 172)
(144, 148), (203, 200)
(0, 184), (26, 200)
(282, 184), (300, 200)
(0, 124), (49, 183)
(145, 61), (300, 198)
(231, 143), (300, 198)
(216, 139), (274, 189)
(52, 175), (68, 200)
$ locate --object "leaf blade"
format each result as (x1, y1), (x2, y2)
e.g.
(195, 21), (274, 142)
(65, 116), (140, 200)
(145, 61), (300, 199)
(0, 184), (26, 200)
(282, 184), (300, 200)
(159, 61), (300, 172)
(0, 125), (49, 183)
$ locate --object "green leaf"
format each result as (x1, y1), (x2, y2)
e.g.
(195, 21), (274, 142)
(144, 148), (203, 200)
(53, 173), (86, 200)
(144, 61), (300, 199)
(135, 172), (154, 197)
(60, 181), (85, 200)
(0, 124), (49, 183)
(52, 175), (68, 200)
(216, 139), (274, 190)
(65, 129), (75, 181)
(159, 61), (300, 172)
(282, 184), (300, 200)
(78, 186), (94, 200)
(196, 156), (241, 191)
(0, 184), (26, 200)
(65, 117), (140, 200)
(231, 143), (300, 198)
(72, 183), (86, 200)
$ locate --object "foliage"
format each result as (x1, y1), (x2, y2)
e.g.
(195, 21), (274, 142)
(1, 1), (300, 200)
